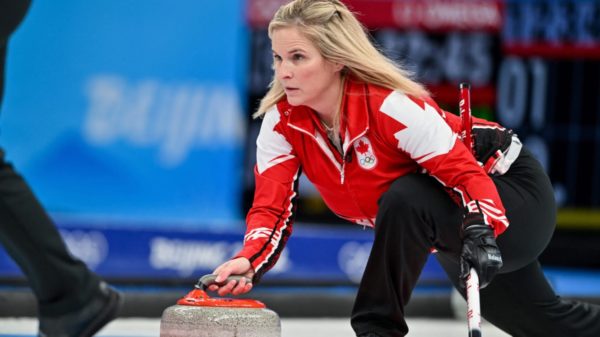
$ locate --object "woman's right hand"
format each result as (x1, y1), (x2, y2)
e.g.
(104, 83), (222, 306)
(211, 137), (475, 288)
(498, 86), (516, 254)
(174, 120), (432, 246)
(207, 257), (255, 296)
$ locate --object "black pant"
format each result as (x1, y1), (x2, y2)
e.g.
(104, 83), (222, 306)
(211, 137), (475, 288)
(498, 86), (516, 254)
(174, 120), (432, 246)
(0, 151), (102, 317)
(351, 148), (600, 337)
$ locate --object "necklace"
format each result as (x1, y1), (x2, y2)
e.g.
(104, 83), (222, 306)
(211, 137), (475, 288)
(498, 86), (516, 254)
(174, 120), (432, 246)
(321, 119), (334, 132)
(321, 119), (342, 155)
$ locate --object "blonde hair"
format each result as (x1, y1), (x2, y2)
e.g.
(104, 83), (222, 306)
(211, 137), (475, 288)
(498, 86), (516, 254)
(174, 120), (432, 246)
(254, 0), (429, 120)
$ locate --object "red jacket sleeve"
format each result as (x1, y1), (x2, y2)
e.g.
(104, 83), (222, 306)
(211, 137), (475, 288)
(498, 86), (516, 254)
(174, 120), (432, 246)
(234, 107), (300, 281)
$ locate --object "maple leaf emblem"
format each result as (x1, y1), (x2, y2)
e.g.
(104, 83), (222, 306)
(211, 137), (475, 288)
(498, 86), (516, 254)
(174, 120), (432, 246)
(356, 140), (370, 154)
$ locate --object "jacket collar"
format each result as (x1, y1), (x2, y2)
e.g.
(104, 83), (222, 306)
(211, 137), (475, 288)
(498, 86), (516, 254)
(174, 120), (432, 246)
(286, 77), (370, 147)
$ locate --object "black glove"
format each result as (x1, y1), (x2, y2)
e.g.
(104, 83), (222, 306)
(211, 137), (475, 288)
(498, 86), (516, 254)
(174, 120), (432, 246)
(460, 211), (503, 289)
(471, 126), (514, 165)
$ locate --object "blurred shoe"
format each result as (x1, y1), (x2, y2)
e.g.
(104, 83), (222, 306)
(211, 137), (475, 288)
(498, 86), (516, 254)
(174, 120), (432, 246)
(357, 333), (383, 337)
(38, 281), (122, 337)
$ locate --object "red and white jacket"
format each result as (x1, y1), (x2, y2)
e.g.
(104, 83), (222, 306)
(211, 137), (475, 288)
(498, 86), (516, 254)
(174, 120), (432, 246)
(236, 78), (521, 281)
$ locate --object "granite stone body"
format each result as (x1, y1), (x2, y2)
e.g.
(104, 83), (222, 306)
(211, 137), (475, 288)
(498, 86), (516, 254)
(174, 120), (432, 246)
(160, 304), (281, 337)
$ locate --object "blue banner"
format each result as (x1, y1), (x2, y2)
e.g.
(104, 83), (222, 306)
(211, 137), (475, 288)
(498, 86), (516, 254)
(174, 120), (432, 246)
(1, 0), (248, 227)
(0, 222), (447, 285)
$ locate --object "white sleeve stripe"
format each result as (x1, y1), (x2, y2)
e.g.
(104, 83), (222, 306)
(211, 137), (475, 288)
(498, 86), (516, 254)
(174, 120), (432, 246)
(467, 200), (510, 228)
(482, 210), (508, 222)
(467, 199), (502, 215)
(486, 214), (509, 228)
(380, 91), (456, 163)
(268, 155), (296, 166)
(472, 125), (506, 131)
(478, 202), (504, 216)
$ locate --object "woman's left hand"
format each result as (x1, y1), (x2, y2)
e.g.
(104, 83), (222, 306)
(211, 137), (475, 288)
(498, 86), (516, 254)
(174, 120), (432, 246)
(459, 212), (503, 288)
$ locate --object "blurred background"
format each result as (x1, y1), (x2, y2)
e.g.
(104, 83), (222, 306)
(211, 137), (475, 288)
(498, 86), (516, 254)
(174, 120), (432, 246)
(1, 0), (599, 319)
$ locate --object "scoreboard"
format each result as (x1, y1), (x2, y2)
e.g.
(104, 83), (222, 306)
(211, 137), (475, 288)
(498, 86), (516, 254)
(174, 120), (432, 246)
(500, 0), (600, 210)
(245, 0), (600, 226)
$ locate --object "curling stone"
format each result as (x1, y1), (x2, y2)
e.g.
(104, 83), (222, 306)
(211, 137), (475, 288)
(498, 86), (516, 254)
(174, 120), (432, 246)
(160, 274), (280, 337)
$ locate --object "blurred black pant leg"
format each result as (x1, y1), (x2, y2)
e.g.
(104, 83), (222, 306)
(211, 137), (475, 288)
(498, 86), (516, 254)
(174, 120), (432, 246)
(0, 150), (101, 316)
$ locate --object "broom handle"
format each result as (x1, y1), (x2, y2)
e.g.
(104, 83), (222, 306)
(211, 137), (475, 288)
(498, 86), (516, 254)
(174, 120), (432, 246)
(467, 268), (482, 337)
(460, 83), (482, 337)
(459, 82), (474, 155)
